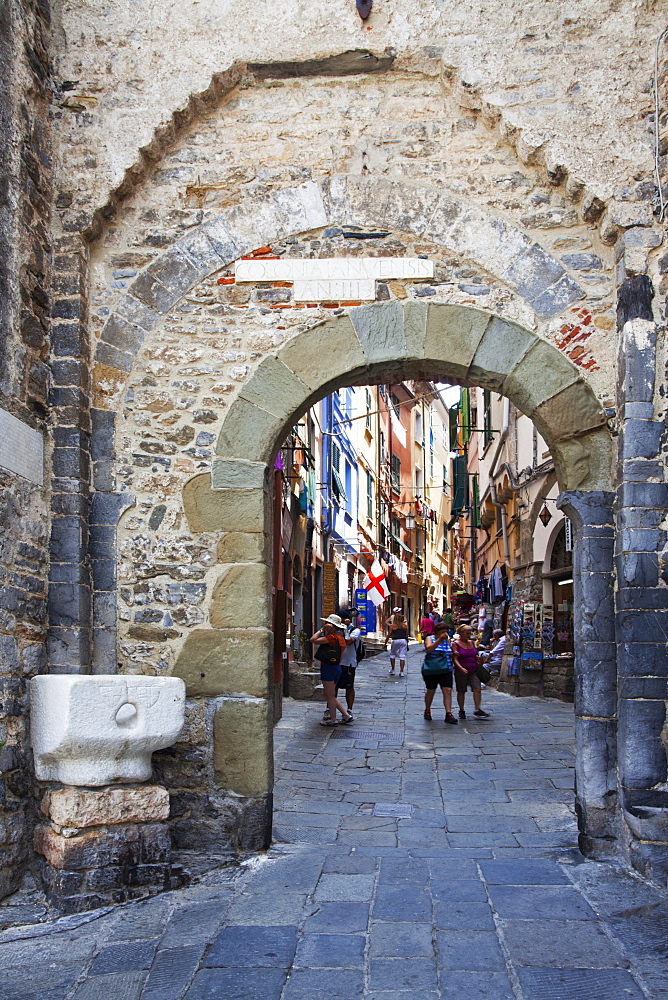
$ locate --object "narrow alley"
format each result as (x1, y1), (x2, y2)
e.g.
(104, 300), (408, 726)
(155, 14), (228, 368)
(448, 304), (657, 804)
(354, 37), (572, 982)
(1, 646), (667, 1000)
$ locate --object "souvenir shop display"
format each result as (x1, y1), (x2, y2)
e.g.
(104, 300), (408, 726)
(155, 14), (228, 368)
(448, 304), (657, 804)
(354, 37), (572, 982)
(502, 599), (555, 673)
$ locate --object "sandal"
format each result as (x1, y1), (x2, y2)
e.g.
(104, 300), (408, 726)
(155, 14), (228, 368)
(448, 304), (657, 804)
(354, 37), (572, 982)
(320, 720), (339, 727)
(423, 709), (432, 720)
(340, 714), (354, 725)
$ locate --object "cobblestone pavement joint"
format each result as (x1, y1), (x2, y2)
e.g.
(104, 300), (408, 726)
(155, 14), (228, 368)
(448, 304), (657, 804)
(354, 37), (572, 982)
(2, 645), (667, 1000)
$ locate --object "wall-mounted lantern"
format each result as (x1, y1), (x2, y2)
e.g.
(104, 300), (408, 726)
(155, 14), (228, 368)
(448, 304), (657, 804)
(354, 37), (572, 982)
(356, 0), (373, 19)
(538, 504), (552, 528)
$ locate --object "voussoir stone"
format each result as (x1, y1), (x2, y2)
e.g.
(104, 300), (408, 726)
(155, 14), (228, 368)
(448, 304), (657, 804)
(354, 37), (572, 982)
(43, 786), (170, 829)
(172, 628), (272, 698)
(468, 316), (536, 390)
(214, 699), (273, 797)
(237, 356), (312, 425)
(349, 302), (426, 364)
(423, 304), (490, 377)
(502, 338), (580, 415)
(182, 474), (269, 533)
(277, 317), (367, 391)
(209, 564), (272, 628)
(532, 381), (608, 444)
(215, 396), (284, 463)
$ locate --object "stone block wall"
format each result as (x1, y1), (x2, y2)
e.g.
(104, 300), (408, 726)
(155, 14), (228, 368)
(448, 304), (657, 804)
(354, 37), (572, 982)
(34, 785), (186, 913)
(0, 0), (52, 901)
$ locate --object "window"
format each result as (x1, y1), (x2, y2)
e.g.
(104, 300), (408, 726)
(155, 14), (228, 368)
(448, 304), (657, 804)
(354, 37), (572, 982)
(483, 389), (493, 448)
(415, 466), (424, 497)
(331, 441), (340, 472)
(415, 410), (423, 443)
(442, 463), (448, 492)
(448, 404), (459, 450)
(390, 392), (401, 419)
(365, 388), (372, 432)
(442, 525), (449, 553)
(472, 474), (481, 528)
(380, 431), (386, 465)
(380, 501), (389, 546)
(366, 470), (374, 520)
(391, 454), (401, 492)
(461, 388), (471, 444)
(345, 461), (352, 515)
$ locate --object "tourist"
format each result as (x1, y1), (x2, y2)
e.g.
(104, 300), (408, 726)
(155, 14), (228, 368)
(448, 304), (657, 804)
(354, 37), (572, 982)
(310, 615), (353, 727)
(334, 611), (362, 717)
(442, 606), (456, 636)
(452, 623), (490, 719)
(420, 609), (435, 644)
(422, 622), (458, 724)
(385, 609), (409, 676)
(485, 629), (506, 674)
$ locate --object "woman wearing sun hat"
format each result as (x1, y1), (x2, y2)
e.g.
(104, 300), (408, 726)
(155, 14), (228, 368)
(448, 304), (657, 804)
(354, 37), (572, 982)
(310, 615), (354, 727)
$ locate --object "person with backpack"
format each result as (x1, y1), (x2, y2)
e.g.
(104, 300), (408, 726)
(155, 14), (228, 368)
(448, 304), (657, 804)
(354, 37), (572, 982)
(331, 611), (362, 719)
(310, 614), (354, 728)
(422, 621), (458, 724)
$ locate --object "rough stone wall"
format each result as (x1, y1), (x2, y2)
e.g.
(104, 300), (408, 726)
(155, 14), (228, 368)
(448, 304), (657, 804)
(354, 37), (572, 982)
(79, 69), (625, 696)
(0, 0), (52, 900)
(51, 1), (664, 235)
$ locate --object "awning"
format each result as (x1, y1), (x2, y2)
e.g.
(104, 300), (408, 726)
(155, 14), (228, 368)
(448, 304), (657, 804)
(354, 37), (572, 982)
(391, 533), (412, 554)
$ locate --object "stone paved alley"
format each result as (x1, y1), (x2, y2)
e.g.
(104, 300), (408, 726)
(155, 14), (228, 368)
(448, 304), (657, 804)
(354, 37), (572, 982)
(1, 645), (667, 1000)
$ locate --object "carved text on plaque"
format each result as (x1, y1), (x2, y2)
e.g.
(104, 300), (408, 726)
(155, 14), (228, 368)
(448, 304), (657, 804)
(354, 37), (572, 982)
(235, 257), (433, 302)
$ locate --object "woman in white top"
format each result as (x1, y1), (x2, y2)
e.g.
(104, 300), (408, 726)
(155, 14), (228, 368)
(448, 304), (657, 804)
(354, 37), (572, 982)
(385, 610), (409, 676)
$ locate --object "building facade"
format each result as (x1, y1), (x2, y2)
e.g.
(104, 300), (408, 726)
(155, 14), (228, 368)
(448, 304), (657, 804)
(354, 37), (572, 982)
(2, 0), (668, 908)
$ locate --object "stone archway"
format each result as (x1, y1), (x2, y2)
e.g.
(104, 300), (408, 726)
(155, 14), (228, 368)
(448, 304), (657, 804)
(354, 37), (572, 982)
(174, 301), (615, 856)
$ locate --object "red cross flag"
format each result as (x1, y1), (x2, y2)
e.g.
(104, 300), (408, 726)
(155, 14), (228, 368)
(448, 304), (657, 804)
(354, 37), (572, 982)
(363, 559), (390, 607)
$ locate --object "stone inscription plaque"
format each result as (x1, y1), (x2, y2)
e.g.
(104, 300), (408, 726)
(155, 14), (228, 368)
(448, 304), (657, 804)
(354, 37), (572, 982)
(235, 256), (434, 302)
(0, 406), (44, 486)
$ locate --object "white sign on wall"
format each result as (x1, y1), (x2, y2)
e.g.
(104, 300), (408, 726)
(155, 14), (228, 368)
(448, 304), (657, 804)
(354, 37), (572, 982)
(0, 406), (44, 486)
(235, 256), (433, 302)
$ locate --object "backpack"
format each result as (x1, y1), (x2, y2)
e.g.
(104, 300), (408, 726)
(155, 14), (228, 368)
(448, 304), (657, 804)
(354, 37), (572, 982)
(355, 638), (366, 663)
(314, 634), (345, 665)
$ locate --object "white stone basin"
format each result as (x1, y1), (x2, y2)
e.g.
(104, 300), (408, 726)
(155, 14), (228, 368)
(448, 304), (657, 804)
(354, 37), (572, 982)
(30, 675), (186, 786)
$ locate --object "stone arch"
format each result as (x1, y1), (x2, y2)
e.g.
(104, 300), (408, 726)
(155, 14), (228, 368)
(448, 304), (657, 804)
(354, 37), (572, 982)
(78, 51), (645, 248)
(174, 301), (614, 852)
(210, 303), (610, 493)
(93, 175), (598, 405)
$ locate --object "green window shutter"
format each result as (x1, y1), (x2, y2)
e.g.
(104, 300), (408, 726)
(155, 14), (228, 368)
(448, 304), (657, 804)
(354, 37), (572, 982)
(472, 474), (481, 528)
(461, 388), (471, 445)
(451, 455), (468, 517)
(449, 403), (459, 451)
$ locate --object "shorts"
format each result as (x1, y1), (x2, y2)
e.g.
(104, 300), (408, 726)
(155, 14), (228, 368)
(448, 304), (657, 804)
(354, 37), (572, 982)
(320, 663), (342, 684)
(455, 670), (481, 692)
(336, 665), (356, 690)
(390, 639), (408, 659)
(422, 669), (453, 690)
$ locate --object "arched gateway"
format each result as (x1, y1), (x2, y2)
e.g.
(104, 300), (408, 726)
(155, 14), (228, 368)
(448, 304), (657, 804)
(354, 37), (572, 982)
(42, 176), (667, 905)
(171, 301), (616, 858)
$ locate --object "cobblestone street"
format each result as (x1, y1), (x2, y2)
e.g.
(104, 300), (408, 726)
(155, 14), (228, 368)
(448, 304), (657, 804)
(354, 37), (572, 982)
(2, 645), (667, 1000)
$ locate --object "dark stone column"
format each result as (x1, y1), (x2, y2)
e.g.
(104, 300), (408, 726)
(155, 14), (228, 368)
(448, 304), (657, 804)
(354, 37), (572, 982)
(615, 276), (668, 882)
(48, 235), (92, 673)
(557, 490), (617, 855)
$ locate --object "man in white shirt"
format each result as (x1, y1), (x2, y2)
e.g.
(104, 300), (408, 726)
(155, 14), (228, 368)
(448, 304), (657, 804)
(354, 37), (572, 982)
(487, 630), (506, 673)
